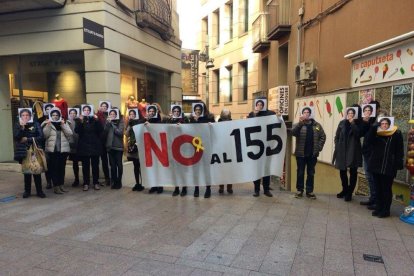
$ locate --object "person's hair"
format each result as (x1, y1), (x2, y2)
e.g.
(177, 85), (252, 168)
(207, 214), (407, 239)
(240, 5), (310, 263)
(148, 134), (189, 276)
(148, 106), (157, 113)
(347, 108), (356, 115)
(363, 105), (373, 112)
(220, 109), (231, 119)
(302, 107), (311, 114)
(44, 104), (54, 110)
(172, 106), (182, 113)
(109, 109), (118, 116)
(19, 108), (31, 117)
(100, 102), (109, 107)
(380, 117), (391, 126)
(256, 99), (265, 107)
(83, 105), (91, 111)
(50, 110), (60, 117)
(69, 108), (78, 115)
(194, 103), (203, 112)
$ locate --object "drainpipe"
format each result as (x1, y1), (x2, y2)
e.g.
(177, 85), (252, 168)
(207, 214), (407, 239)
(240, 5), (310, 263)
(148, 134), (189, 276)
(296, 0), (304, 97)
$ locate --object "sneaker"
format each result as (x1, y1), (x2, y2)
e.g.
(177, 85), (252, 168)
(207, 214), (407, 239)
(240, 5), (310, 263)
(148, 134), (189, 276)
(149, 187), (157, 194)
(157, 187), (163, 194)
(22, 191), (31, 198)
(83, 185), (89, 191)
(295, 191), (303, 198)
(204, 187), (211, 198)
(172, 187), (179, 196)
(94, 184), (100, 190)
(253, 191), (260, 197)
(337, 191), (346, 198)
(180, 187), (187, 197)
(36, 192), (46, 198)
(59, 186), (68, 193)
(306, 192), (316, 199)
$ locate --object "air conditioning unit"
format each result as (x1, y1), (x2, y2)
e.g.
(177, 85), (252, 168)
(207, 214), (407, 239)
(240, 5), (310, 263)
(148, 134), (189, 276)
(295, 62), (316, 83)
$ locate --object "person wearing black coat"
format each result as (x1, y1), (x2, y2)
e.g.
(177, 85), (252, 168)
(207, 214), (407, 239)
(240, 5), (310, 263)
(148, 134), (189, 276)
(189, 102), (215, 198)
(75, 113), (103, 191)
(333, 105), (362, 202)
(247, 98), (276, 197)
(104, 109), (125, 189)
(13, 111), (46, 199)
(145, 103), (167, 194)
(366, 118), (404, 218)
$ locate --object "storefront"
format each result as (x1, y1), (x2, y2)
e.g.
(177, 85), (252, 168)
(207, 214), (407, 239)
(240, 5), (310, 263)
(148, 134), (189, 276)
(291, 33), (414, 204)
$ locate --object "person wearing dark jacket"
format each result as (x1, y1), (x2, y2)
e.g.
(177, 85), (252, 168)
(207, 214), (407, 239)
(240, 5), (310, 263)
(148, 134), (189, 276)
(126, 109), (145, 192)
(13, 110), (46, 199)
(359, 101), (380, 208)
(104, 109), (125, 189)
(167, 106), (189, 197)
(366, 118), (404, 218)
(96, 108), (111, 186)
(217, 109), (234, 194)
(333, 105), (363, 201)
(247, 97), (276, 197)
(292, 107), (326, 199)
(75, 113), (103, 191)
(145, 103), (167, 194)
(189, 102), (215, 198)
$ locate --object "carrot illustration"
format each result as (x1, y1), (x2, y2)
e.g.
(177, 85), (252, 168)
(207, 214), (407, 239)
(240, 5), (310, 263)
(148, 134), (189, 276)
(325, 100), (332, 117)
(316, 100), (322, 117)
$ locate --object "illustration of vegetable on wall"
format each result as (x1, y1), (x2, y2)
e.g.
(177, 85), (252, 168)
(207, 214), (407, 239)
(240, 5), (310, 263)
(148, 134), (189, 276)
(325, 99), (332, 117)
(335, 96), (344, 117)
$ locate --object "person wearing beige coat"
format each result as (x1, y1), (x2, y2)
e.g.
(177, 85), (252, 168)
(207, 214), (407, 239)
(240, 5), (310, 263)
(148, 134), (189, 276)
(42, 112), (73, 195)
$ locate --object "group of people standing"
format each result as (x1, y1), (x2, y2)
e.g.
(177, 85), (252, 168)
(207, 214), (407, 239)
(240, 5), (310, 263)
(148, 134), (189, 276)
(293, 100), (404, 218)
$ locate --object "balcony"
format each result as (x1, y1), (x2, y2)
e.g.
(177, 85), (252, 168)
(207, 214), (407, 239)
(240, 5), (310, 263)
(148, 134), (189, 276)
(267, 0), (291, 41)
(135, 0), (173, 40)
(252, 13), (270, 53)
(0, 0), (66, 14)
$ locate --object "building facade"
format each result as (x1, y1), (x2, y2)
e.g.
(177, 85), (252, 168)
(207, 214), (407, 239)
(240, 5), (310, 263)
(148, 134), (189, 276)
(0, 0), (182, 162)
(198, 0), (414, 202)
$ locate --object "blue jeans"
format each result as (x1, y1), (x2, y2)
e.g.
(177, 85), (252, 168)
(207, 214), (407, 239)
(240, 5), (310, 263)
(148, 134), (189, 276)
(363, 157), (376, 202)
(296, 156), (317, 193)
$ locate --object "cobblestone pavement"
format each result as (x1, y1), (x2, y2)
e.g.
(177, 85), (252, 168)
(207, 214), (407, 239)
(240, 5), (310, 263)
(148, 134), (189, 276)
(1, 169), (414, 276)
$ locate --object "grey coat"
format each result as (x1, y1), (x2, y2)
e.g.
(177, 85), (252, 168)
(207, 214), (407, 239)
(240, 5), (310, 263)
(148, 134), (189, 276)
(333, 119), (362, 170)
(292, 119), (326, 157)
(42, 121), (73, 153)
(104, 119), (125, 152)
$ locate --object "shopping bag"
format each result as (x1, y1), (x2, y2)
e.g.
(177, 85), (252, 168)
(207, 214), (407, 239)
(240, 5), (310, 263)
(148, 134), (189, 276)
(21, 138), (47, 174)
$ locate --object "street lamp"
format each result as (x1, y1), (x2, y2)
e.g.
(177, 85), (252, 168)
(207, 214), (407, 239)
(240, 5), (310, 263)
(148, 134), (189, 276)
(200, 45), (214, 109)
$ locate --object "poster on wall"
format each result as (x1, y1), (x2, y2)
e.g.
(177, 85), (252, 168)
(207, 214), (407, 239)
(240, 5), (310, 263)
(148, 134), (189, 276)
(181, 49), (199, 94)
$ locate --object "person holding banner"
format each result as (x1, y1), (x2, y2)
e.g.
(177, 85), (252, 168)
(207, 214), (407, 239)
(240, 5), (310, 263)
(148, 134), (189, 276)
(14, 109), (46, 199)
(218, 109), (234, 195)
(167, 105), (189, 196)
(126, 109), (145, 192)
(292, 107), (326, 199)
(333, 104), (363, 202)
(146, 103), (166, 194)
(189, 102), (215, 198)
(248, 97), (275, 197)
(104, 108), (125, 189)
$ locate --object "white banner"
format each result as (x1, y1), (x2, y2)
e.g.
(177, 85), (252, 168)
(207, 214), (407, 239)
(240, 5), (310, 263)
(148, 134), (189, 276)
(134, 115), (287, 187)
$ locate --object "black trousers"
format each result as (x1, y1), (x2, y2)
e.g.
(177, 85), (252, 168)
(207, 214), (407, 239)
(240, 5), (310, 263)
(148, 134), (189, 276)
(71, 154), (79, 181)
(108, 150), (123, 183)
(24, 174), (42, 193)
(339, 168), (358, 195)
(254, 176), (270, 192)
(101, 145), (110, 179)
(127, 157), (141, 185)
(81, 155), (100, 185)
(373, 173), (394, 213)
(48, 152), (69, 186)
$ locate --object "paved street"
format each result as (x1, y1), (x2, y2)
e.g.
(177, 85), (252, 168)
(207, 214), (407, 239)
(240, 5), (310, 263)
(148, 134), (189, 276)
(1, 169), (414, 276)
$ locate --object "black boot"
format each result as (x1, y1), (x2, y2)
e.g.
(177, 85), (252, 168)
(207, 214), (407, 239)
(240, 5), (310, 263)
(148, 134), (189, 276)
(157, 187), (163, 194)
(337, 190), (346, 198)
(34, 175), (46, 198)
(172, 187), (180, 196)
(23, 175), (31, 198)
(194, 186), (199, 197)
(218, 185), (224, 194)
(204, 186), (211, 198)
(149, 187), (157, 194)
(72, 179), (79, 187)
(132, 183), (144, 191)
(227, 184), (233, 194)
(180, 187), (187, 197)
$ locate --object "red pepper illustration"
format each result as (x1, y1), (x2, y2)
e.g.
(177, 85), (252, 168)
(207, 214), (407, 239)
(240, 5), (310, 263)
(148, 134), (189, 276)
(325, 99), (332, 117)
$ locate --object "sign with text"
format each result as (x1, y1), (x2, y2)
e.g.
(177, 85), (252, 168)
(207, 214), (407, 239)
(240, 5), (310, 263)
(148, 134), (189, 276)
(83, 18), (104, 48)
(134, 116), (287, 187)
(351, 40), (414, 87)
(181, 49), (199, 94)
